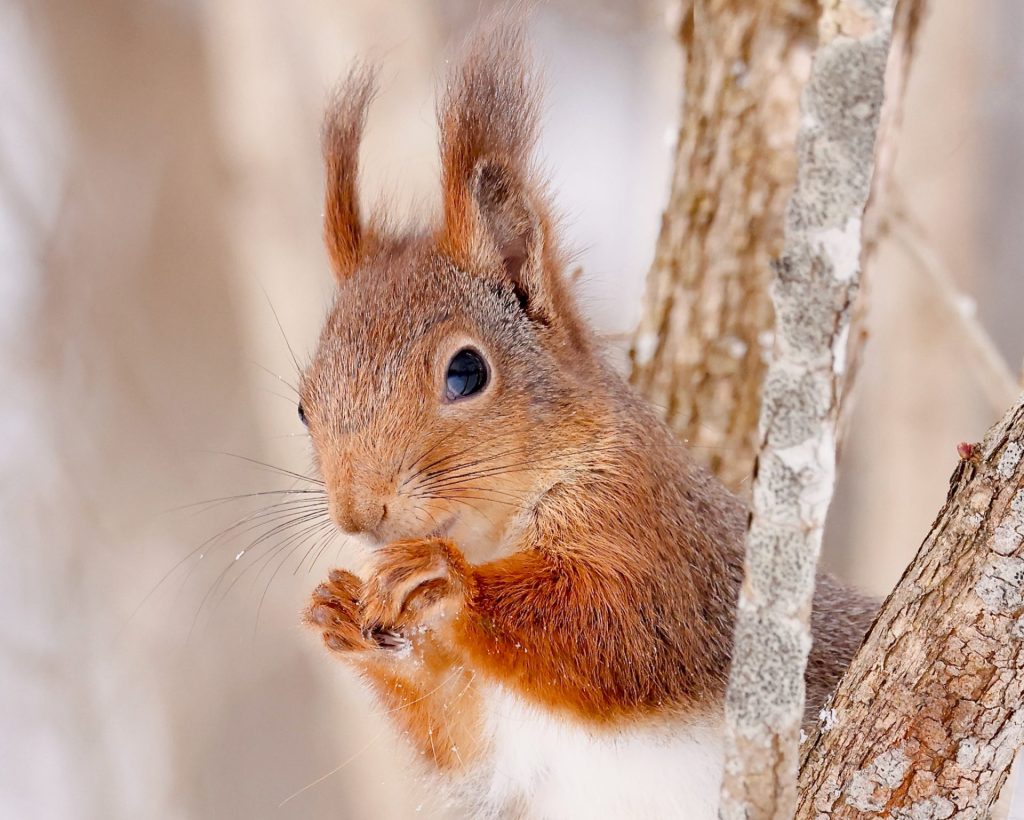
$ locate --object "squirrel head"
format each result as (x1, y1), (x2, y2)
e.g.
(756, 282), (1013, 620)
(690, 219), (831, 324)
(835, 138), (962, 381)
(300, 25), (602, 561)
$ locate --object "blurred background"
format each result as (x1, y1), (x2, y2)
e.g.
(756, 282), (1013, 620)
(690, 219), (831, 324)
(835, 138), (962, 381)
(1, 1), (1022, 818)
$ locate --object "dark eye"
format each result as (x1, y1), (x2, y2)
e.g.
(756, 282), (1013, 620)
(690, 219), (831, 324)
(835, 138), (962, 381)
(297, 402), (308, 426)
(445, 348), (488, 400)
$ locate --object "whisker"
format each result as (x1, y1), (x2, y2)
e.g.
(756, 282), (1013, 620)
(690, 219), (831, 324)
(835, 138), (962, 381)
(402, 422), (472, 482)
(419, 437), (528, 484)
(217, 514), (333, 606)
(419, 462), (562, 494)
(185, 499), (331, 572)
(251, 519), (335, 588)
(436, 495), (502, 531)
(278, 727), (390, 808)
(254, 522), (337, 623)
(190, 508), (330, 635)
(445, 670), (480, 761)
(425, 438), (749, 497)
(250, 360), (299, 395)
(437, 498), (512, 543)
(166, 488), (325, 515)
(229, 508), (331, 572)
(412, 503), (443, 532)
(257, 522), (341, 638)
(202, 513), (330, 615)
(415, 491), (523, 510)
(424, 484), (529, 504)
(402, 439), (453, 488)
(420, 440), (675, 493)
(413, 440), (590, 492)
(205, 451), (323, 486)
(404, 427), (739, 501)
(129, 498), (328, 624)
(305, 528), (343, 575)
(403, 425), (524, 489)
(294, 522), (341, 576)
(262, 388), (303, 406)
(369, 665), (466, 717)
(439, 669), (477, 769)
(259, 281), (303, 377)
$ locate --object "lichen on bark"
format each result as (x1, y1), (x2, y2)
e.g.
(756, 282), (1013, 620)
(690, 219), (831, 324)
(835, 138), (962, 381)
(720, 2), (896, 817)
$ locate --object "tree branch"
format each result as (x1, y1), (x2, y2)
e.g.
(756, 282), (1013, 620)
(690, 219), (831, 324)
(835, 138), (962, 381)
(719, 2), (896, 817)
(887, 193), (1021, 413)
(797, 394), (1024, 817)
(837, 0), (927, 453)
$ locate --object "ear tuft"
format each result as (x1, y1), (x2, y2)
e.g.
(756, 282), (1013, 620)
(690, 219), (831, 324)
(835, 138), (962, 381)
(322, 64), (377, 283)
(438, 21), (541, 266)
(439, 23), (539, 205)
(437, 19), (576, 328)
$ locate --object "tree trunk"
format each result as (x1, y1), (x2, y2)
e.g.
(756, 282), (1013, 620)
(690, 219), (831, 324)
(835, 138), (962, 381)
(628, 0), (817, 490)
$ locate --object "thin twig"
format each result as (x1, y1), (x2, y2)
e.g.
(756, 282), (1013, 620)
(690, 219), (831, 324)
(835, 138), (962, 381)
(886, 192), (1020, 412)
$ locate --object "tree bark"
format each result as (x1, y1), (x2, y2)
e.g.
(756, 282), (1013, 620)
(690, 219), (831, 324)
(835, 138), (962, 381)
(719, 2), (896, 817)
(838, 0), (927, 452)
(628, 0), (817, 490)
(797, 395), (1024, 818)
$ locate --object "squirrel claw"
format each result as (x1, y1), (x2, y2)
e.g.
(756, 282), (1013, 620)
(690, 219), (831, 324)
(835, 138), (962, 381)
(371, 627), (411, 652)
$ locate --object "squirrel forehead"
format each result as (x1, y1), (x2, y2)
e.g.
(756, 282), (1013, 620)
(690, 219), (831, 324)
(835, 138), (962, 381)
(324, 252), (517, 348)
(302, 248), (524, 423)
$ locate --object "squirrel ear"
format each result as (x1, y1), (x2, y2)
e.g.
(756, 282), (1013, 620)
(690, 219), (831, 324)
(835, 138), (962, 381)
(321, 65), (377, 283)
(469, 159), (543, 310)
(437, 22), (559, 323)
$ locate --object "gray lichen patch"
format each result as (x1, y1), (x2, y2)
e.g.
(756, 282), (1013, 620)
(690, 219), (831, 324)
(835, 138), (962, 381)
(1012, 489), (1024, 515)
(956, 736), (981, 768)
(978, 484), (1024, 608)
(726, 608), (809, 730)
(975, 556), (1024, 613)
(845, 746), (911, 811)
(997, 441), (1023, 478)
(743, 519), (819, 604)
(992, 521), (1024, 556)
(721, 0), (899, 811)
(890, 795), (955, 820)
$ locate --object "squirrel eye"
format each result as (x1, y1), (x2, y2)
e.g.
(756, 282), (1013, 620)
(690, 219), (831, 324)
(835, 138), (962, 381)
(297, 402), (308, 426)
(445, 348), (488, 401)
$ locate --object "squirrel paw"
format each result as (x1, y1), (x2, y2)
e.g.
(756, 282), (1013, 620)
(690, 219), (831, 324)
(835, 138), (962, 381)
(362, 537), (469, 636)
(304, 568), (376, 654)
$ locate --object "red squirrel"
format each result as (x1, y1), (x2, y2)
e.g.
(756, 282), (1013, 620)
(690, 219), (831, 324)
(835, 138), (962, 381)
(300, 22), (876, 819)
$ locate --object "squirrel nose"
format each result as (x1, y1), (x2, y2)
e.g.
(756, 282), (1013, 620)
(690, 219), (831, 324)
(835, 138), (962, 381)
(323, 457), (390, 535)
(333, 492), (387, 535)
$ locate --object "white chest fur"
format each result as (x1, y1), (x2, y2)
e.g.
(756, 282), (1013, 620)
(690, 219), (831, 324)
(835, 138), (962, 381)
(455, 686), (724, 820)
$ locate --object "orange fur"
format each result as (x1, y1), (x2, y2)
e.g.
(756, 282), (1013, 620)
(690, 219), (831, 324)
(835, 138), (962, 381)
(321, 65), (377, 282)
(299, 19), (878, 794)
(307, 565), (482, 770)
